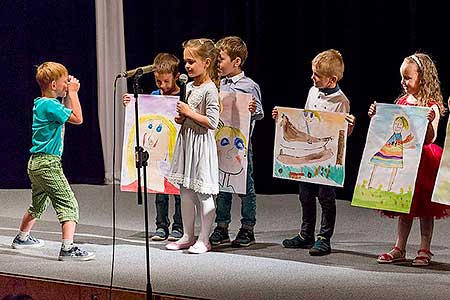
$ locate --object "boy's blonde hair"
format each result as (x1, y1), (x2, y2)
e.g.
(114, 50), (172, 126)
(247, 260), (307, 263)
(312, 49), (344, 81)
(182, 38), (220, 88)
(153, 53), (180, 77)
(35, 62), (68, 90)
(216, 36), (248, 67)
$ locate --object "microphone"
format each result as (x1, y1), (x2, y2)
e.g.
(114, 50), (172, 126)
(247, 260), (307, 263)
(179, 74), (188, 103)
(117, 64), (156, 78)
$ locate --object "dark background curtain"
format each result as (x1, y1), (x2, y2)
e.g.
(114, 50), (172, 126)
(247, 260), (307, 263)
(0, 1), (104, 188)
(1, 0), (449, 201)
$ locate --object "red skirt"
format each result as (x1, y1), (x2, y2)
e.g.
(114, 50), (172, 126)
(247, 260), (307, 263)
(382, 143), (450, 219)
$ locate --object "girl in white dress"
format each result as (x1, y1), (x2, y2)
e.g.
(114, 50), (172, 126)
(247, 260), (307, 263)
(166, 38), (220, 254)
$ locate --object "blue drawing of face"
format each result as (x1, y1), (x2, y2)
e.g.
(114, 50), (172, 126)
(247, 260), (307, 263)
(220, 137), (244, 150)
(234, 137), (245, 150)
(217, 132), (246, 175)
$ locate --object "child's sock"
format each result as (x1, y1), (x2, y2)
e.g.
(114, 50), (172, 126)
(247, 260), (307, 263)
(61, 239), (74, 251)
(17, 230), (30, 241)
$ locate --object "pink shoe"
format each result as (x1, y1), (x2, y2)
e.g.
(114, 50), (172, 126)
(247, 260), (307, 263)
(165, 240), (195, 251)
(188, 241), (212, 254)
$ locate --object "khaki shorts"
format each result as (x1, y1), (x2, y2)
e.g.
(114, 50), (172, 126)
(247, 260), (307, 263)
(27, 154), (79, 223)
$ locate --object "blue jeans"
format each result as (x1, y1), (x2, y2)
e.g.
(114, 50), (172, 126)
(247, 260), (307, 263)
(299, 182), (336, 240)
(215, 147), (256, 229)
(155, 193), (182, 232)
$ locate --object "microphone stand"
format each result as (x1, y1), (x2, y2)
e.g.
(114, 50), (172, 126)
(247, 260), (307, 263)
(131, 68), (152, 299)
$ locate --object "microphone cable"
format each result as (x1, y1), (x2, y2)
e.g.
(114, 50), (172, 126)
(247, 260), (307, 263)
(109, 76), (119, 300)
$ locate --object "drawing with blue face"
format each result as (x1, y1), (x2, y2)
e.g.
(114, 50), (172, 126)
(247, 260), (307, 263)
(216, 126), (247, 176)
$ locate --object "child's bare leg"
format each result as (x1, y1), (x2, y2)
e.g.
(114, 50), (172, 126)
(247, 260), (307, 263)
(395, 216), (413, 250)
(19, 212), (37, 232)
(419, 217), (433, 250)
(62, 220), (76, 240)
(410, 217), (434, 265)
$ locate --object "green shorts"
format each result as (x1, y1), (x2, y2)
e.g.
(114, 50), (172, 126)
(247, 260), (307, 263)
(27, 154), (79, 223)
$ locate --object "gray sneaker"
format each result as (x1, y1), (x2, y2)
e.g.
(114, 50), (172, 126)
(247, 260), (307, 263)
(58, 246), (95, 261)
(11, 234), (44, 249)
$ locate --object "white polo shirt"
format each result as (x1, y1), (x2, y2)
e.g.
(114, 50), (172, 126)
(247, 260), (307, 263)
(305, 86), (350, 113)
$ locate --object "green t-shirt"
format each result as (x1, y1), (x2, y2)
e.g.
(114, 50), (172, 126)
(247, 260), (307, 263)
(30, 97), (72, 156)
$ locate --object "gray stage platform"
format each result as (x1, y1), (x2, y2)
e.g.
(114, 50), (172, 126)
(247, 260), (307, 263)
(1, 185), (450, 299)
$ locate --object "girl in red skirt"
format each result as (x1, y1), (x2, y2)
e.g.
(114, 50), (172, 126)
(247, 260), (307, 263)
(368, 53), (450, 266)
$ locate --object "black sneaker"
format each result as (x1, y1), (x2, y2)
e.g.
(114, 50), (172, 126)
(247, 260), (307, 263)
(282, 234), (314, 249)
(58, 246), (95, 261)
(209, 226), (230, 245)
(151, 228), (169, 241)
(309, 236), (331, 256)
(231, 228), (255, 247)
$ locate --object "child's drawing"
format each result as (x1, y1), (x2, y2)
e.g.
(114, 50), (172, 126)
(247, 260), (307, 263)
(432, 119), (450, 205)
(368, 116), (414, 191)
(352, 103), (429, 213)
(273, 107), (347, 187)
(120, 94), (180, 194)
(215, 92), (251, 194)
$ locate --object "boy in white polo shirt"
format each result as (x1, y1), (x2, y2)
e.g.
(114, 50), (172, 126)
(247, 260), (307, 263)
(272, 49), (355, 256)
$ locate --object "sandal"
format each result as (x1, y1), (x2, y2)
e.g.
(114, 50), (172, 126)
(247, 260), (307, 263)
(412, 249), (433, 266)
(377, 246), (406, 264)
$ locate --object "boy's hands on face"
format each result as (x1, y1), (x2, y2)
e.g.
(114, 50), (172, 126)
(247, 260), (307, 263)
(67, 75), (80, 93)
(249, 98), (256, 113)
(271, 106), (279, 120)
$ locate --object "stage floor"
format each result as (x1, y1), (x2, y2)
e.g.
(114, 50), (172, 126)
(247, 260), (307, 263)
(1, 185), (450, 299)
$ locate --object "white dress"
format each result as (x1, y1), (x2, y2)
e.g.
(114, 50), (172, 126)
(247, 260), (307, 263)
(168, 81), (220, 195)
